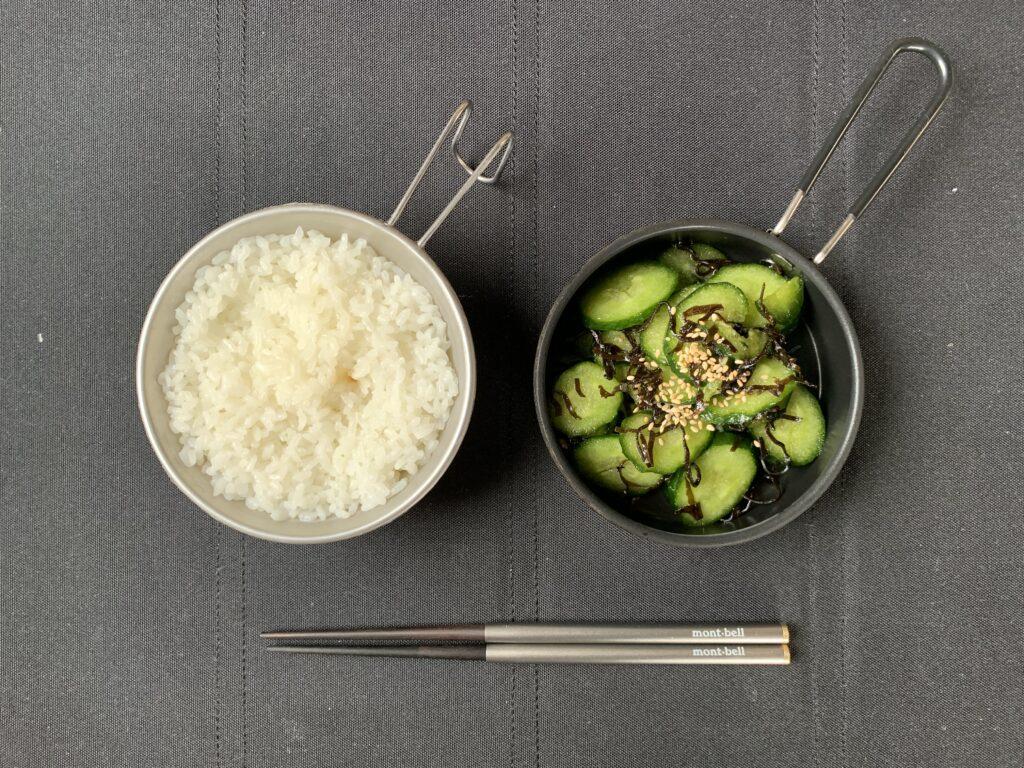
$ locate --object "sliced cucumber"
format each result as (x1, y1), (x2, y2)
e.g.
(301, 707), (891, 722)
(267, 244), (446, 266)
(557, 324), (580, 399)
(574, 435), (662, 495)
(549, 361), (623, 437)
(701, 378), (724, 400)
(662, 336), (711, 383)
(618, 411), (713, 474)
(606, 362), (630, 382)
(592, 331), (634, 383)
(658, 245), (702, 284)
(764, 275), (804, 331)
(672, 284), (700, 303)
(667, 285), (755, 374)
(658, 243), (728, 283)
(568, 331), (597, 361)
(596, 329), (634, 357)
(749, 384), (825, 466)
(692, 242), (728, 265)
(707, 263), (784, 327)
(638, 287), (705, 366)
(580, 261), (679, 330)
(711, 323), (768, 361)
(620, 460), (664, 493)
(665, 434), (757, 525)
(674, 282), (748, 327)
(702, 357), (798, 427)
(639, 304), (672, 364)
(707, 264), (803, 330)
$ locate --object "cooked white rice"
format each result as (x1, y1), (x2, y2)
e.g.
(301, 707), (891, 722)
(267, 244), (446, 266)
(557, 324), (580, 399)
(159, 227), (459, 521)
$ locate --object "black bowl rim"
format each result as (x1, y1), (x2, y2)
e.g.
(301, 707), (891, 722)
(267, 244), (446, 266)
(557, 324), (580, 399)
(533, 218), (865, 548)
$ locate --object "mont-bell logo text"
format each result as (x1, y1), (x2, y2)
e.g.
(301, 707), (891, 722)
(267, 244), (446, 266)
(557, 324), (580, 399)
(692, 646), (747, 657)
(690, 627), (746, 639)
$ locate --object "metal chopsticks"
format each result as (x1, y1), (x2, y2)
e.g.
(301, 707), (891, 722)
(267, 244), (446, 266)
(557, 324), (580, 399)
(267, 643), (790, 665)
(262, 624), (792, 666)
(261, 623), (788, 644)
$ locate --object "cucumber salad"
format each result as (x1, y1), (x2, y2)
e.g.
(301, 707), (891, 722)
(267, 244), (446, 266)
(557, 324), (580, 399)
(548, 242), (826, 527)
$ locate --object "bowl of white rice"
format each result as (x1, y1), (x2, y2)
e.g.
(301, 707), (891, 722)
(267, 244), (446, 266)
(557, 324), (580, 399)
(137, 203), (476, 543)
(139, 102), (510, 542)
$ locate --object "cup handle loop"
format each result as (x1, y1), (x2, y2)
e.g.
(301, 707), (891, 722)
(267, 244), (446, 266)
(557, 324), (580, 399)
(387, 100), (513, 248)
(772, 37), (953, 264)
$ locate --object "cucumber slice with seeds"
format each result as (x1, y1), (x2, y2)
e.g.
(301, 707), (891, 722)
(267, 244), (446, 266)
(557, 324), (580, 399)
(749, 384), (825, 466)
(618, 411), (713, 474)
(708, 264), (804, 330)
(673, 284), (756, 373)
(674, 282), (748, 327)
(702, 357), (798, 427)
(638, 286), (706, 365)
(550, 361), (623, 437)
(711, 323), (769, 361)
(665, 434), (757, 525)
(580, 262), (679, 330)
(708, 264), (784, 327)
(662, 333), (718, 383)
(575, 435), (663, 495)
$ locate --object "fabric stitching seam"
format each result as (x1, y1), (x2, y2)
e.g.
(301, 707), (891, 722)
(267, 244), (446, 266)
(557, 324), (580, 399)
(809, 3), (823, 764)
(507, 0), (520, 764)
(213, 1), (223, 766)
(531, 1), (542, 767)
(838, 0), (851, 764)
(239, 3), (251, 767)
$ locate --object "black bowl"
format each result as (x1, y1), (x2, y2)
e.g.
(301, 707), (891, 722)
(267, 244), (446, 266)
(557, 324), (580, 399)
(533, 219), (864, 547)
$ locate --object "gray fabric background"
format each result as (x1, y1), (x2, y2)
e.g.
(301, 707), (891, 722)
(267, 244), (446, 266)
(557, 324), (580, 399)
(1, 1), (1022, 766)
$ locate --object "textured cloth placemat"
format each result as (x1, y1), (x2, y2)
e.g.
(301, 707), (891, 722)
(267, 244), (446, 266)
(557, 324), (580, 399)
(1, 2), (1022, 766)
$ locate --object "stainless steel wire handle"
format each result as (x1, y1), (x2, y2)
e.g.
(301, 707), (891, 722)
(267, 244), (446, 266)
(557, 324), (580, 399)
(388, 100), (514, 248)
(772, 37), (953, 264)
